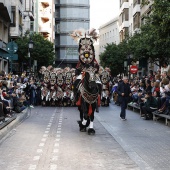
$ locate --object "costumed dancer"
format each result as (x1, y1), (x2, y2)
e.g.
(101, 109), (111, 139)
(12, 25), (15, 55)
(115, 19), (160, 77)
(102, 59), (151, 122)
(70, 28), (100, 135)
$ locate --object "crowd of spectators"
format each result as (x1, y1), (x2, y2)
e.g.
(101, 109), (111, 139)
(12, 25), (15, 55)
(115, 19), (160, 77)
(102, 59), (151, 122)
(112, 63), (170, 120)
(0, 71), (42, 123)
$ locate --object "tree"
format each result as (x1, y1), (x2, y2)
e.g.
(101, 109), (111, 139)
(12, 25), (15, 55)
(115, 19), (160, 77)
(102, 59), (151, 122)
(100, 0), (170, 75)
(99, 43), (126, 76)
(16, 32), (55, 72)
(129, 0), (170, 66)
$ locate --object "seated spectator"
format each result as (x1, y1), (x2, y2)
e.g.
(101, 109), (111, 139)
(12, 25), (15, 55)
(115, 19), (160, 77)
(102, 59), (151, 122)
(0, 89), (13, 118)
(13, 91), (28, 113)
(19, 92), (29, 107)
(140, 91), (158, 120)
(156, 81), (170, 114)
(151, 81), (160, 94)
(131, 83), (139, 104)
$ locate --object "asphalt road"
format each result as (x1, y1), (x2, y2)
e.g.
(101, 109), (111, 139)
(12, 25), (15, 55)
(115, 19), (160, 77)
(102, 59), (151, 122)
(0, 106), (139, 170)
(1, 103), (170, 170)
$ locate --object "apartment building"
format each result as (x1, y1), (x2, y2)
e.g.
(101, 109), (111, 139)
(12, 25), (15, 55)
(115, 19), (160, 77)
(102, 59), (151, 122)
(55, 0), (90, 68)
(119, 0), (158, 76)
(34, 0), (55, 43)
(10, 0), (34, 39)
(99, 17), (120, 55)
(140, 0), (153, 25)
(119, 0), (141, 41)
(140, 0), (157, 72)
(0, 0), (11, 73)
(9, 0), (34, 73)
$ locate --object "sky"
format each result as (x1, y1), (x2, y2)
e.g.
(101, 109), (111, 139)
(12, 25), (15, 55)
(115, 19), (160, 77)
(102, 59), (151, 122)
(90, 0), (120, 30)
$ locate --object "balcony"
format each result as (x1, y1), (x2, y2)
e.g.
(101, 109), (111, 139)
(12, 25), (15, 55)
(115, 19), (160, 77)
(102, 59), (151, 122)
(133, 0), (140, 7)
(119, 2), (129, 13)
(39, 23), (50, 33)
(41, 17), (49, 23)
(40, 8), (51, 18)
(0, 2), (11, 22)
(133, 4), (140, 16)
(119, 21), (129, 31)
(41, 2), (49, 8)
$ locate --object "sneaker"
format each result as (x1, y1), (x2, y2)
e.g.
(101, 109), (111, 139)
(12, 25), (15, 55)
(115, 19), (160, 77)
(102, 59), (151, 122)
(29, 105), (34, 108)
(120, 117), (127, 121)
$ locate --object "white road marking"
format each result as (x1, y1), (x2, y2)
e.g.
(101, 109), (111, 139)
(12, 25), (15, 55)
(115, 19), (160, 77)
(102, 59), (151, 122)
(50, 164), (57, 170)
(37, 149), (43, 153)
(54, 143), (59, 147)
(39, 143), (45, 147)
(53, 149), (59, 153)
(56, 134), (60, 138)
(33, 156), (40, 161)
(28, 164), (37, 170)
(52, 156), (58, 161)
(41, 138), (46, 142)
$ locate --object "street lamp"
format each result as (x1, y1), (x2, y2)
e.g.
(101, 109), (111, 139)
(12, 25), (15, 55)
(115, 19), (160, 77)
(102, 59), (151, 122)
(28, 38), (34, 75)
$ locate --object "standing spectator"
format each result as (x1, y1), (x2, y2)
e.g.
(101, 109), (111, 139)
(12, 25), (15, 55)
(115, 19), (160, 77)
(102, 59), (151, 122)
(161, 62), (170, 75)
(117, 76), (132, 120)
(29, 80), (37, 106)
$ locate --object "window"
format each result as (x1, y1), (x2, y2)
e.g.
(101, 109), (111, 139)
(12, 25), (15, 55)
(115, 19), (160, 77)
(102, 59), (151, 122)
(11, 6), (16, 26)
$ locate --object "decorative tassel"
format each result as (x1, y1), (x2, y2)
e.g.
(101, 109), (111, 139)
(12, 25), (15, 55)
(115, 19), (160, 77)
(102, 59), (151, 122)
(76, 95), (81, 106)
(88, 104), (92, 116)
(98, 95), (101, 107)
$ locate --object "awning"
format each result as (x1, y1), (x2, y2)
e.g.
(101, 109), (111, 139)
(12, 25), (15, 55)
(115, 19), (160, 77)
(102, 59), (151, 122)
(0, 48), (9, 59)
(0, 3), (11, 22)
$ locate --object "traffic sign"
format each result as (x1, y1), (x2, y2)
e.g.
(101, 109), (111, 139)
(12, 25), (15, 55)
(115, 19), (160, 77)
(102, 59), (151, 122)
(130, 65), (138, 74)
(6, 41), (18, 54)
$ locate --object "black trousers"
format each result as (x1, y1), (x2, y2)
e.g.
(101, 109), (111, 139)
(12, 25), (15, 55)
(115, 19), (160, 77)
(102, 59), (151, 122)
(141, 106), (156, 119)
(0, 102), (4, 119)
(120, 97), (129, 119)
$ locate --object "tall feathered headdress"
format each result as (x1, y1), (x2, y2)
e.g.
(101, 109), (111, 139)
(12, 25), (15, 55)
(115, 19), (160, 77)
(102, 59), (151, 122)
(70, 28), (98, 43)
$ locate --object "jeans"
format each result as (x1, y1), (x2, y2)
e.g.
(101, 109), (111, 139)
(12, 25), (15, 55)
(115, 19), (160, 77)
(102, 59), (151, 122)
(20, 106), (27, 112)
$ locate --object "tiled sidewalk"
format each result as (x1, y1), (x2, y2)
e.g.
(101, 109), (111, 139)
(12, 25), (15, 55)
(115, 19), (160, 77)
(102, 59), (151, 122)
(95, 103), (170, 170)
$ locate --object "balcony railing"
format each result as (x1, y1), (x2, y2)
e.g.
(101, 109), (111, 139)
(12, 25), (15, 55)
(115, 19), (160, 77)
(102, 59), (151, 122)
(133, 0), (140, 7)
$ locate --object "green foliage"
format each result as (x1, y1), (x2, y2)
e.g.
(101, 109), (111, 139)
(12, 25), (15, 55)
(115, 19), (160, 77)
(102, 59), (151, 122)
(99, 43), (126, 76)
(16, 32), (55, 71)
(128, 0), (170, 66)
(97, 0), (170, 75)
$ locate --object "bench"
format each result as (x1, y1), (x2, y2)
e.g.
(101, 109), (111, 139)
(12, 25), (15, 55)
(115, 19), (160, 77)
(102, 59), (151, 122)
(152, 112), (170, 126)
(127, 103), (141, 113)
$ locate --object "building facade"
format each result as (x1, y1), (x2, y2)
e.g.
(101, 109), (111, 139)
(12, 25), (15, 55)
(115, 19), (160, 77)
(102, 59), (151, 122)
(34, 0), (55, 43)
(0, 0), (11, 73)
(98, 17), (120, 55)
(55, 0), (90, 68)
(119, 0), (141, 41)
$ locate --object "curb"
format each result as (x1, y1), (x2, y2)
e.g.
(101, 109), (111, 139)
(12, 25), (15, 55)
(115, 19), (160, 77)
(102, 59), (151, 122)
(0, 108), (30, 141)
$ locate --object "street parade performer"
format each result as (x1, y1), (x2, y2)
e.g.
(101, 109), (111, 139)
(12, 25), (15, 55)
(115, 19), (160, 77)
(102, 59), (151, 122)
(70, 28), (102, 135)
